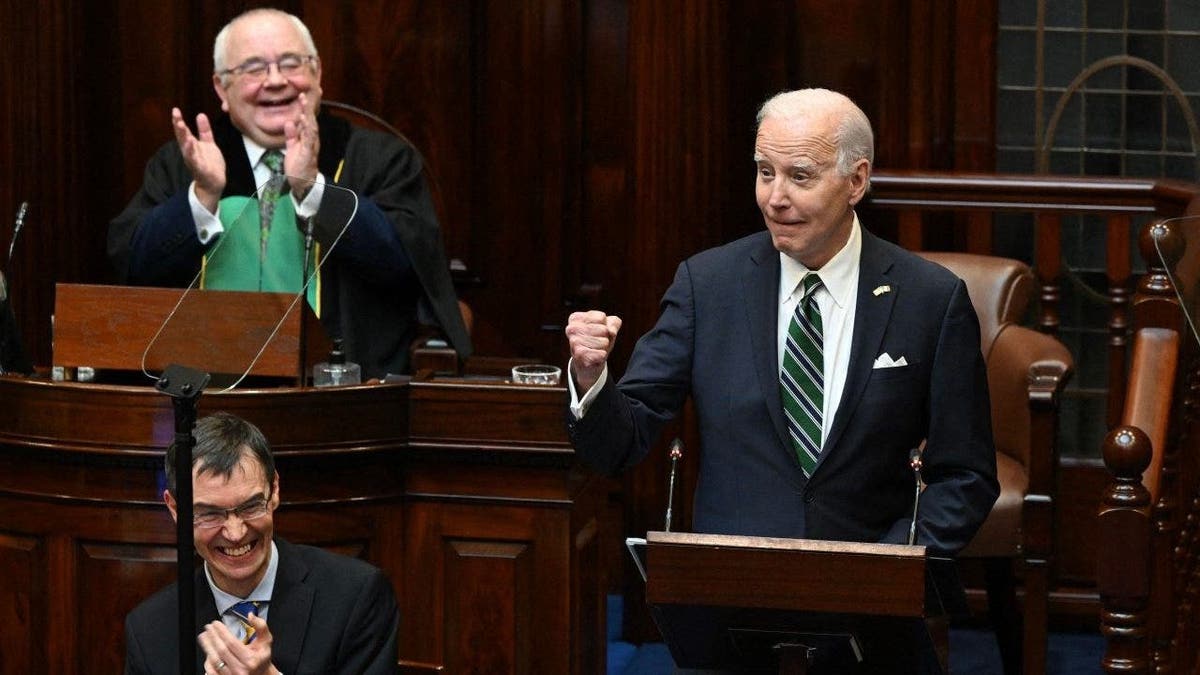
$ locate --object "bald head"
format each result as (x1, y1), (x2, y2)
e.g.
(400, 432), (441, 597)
(756, 89), (874, 181)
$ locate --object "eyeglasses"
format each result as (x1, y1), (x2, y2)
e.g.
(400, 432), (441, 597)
(219, 54), (317, 83)
(193, 497), (271, 529)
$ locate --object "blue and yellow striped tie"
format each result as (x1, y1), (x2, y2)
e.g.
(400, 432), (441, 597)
(230, 600), (263, 644)
(781, 273), (824, 476)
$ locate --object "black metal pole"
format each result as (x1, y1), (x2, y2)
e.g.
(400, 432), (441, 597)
(298, 218), (316, 387)
(157, 364), (209, 675)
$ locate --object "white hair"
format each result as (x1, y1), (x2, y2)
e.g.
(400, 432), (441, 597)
(213, 8), (318, 79)
(756, 88), (874, 180)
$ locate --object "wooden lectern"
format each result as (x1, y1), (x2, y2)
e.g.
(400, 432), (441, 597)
(53, 283), (328, 382)
(643, 531), (963, 674)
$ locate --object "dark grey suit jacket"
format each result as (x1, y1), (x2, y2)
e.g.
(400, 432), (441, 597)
(124, 539), (399, 675)
(569, 228), (998, 556)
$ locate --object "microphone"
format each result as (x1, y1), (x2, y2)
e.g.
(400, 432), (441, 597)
(664, 438), (683, 532)
(907, 446), (924, 545)
(8, 201), (28, 270)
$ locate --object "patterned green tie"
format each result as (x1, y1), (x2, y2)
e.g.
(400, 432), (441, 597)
(258, 149), (285, 263)
(781, 273), (824, 476)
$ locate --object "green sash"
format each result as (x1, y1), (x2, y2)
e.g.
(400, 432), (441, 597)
(201, 194), (321, 317)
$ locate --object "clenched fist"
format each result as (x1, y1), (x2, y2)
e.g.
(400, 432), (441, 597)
(565, 310), (622, 391)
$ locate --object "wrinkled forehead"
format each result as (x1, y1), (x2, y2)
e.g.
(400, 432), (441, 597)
(224, 14), (307, 63)
(754, 113), (839, 164)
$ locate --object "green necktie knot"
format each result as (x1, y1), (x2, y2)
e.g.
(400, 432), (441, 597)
(801, 273), (823, 299)
(261, 149), (284, 174)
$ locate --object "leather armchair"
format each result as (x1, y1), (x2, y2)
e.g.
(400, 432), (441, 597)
(918, 252), (1074, 675)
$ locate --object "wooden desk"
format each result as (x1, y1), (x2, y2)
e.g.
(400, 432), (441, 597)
(0, 375), (606, 674)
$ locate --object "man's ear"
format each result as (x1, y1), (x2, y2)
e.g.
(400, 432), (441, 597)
(163, 488), (179, 524)
(212, 74), (231, 112)
(846, 159), (871, 207)
(269, 472), (281, 510)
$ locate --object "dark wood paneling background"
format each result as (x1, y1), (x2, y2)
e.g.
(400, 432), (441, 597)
(6, 0), (1076, 643)
(0, 0), (996, 369)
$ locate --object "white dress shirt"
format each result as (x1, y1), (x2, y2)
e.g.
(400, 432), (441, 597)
(188, 136), (326, 245)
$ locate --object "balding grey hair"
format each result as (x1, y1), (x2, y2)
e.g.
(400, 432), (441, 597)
(756, 88), (874, 181)
(213, 8), (318, 83)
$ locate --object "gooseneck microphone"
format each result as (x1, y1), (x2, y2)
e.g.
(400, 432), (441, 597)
(1, 202), (33, 376)
(907, 447), (924, 545)
(8, 202), (27, 269)
(664, 438), (684, 532)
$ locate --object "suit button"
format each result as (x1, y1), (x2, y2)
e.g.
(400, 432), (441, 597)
(804, 493), (814, 503)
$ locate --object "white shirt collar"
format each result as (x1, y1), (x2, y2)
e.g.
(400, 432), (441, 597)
(206, 539), (279, 614)
(242, 136), (280, 171)
(778, 214), (863, 309)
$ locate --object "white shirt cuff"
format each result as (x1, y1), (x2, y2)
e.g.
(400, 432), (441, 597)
(567, 359), (609, 420)
(189, 182), (224, 244)
(292, 171), (326, 219)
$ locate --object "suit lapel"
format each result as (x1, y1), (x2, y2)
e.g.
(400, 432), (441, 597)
(819, 230), (898, 466)
(213, 112), (351, 198)
(743, 235), (792, 452)
(265, 540), (314, 672)
(213, 115), (257, 198)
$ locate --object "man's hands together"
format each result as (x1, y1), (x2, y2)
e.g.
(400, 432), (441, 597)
(198, 613), (280, 675)
(171, 90), (321, 211)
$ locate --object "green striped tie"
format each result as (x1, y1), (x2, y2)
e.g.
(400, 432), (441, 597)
(781, 273), (824, 476)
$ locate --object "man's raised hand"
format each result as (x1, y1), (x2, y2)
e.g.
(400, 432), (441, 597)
(565, 310), (622, 391)
(283, 92), (320, 195)
(172, 107), (226, 214)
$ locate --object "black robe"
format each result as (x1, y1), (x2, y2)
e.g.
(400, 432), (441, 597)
(108, 111), (470, 378)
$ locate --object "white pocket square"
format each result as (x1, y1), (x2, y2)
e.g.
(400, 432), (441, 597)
(873, 353), (908, 369)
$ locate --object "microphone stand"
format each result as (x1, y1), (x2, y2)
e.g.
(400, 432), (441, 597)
(664, 438), (683, 532)
(297, 216), (316, 387)
(156, 364), (210, 675)
(907, 447), (923, 546)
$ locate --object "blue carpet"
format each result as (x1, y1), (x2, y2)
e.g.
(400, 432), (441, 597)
(607, 595), (1106, 674)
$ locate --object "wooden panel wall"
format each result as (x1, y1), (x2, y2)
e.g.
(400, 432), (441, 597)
(1, 0), (1019, 640)
(0, 0), (995, 369)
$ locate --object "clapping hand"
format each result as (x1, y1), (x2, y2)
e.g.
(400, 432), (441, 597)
(172, 108), (227, 214)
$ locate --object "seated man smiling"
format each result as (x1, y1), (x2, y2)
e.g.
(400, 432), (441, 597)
(123, 412), (399, 675)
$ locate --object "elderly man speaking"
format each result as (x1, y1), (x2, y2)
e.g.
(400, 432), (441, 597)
(565, 88), (999, 673)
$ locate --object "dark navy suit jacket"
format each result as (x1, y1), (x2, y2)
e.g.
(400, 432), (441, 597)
(569, 228), (998, 556)
(124, 539), (399, 675)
